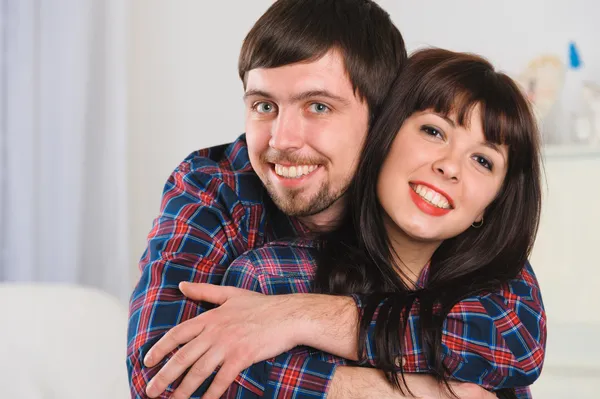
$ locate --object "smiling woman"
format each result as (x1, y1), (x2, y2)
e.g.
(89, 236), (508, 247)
(314, 48), (543, 396)
(378, 106), (509, 248)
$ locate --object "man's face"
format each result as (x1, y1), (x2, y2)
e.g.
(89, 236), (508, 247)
(244, 50), (369, 226)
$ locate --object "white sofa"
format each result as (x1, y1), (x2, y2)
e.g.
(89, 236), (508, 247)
(0, 283), (130, 399)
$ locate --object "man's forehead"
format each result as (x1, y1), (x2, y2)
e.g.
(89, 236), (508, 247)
(245, 51), (356, 100)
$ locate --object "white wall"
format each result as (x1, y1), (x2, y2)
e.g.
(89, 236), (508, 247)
(128, 0), (270, 275)
(128, 2), (600, 394)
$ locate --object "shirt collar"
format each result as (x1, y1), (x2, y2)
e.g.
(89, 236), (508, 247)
(415, 261), (431, 289)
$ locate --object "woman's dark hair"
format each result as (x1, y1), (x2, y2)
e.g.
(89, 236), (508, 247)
(238, 0), (406, 119)
(314, 48), (542, 397)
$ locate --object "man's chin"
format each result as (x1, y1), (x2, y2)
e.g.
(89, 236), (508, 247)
(271, 197), (315, 217)
(264, 180), (339, 218)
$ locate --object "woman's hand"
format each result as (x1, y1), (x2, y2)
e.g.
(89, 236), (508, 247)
(144, 282), (301, 399)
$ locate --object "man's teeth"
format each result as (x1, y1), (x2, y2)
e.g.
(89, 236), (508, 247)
(275, 164), (318, 178)
(412, 184), (451, 209)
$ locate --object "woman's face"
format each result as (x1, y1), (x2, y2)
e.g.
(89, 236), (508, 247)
(377, 105), (508, 246)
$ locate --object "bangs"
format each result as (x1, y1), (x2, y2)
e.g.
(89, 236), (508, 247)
(404, 50), (536, 151)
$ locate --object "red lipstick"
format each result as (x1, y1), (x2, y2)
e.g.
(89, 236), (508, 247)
(408, 181), (453, 217)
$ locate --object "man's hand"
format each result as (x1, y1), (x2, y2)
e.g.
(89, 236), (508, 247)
(329, 367), (497, 399)
(143, 282), (304, 399)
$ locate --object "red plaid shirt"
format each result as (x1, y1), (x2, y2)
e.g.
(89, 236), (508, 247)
(127, 136), (546, 398)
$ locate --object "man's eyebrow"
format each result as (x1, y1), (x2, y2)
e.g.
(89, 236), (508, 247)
(243, 89), (272, 100)
(243, 89), (351, 105)
(289, 90), (351, 105)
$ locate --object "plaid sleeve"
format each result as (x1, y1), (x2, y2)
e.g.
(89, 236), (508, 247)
(216, 254), (337, 399)
(263, 353), (337, 399)
(441, 261), (546, 389)
(353, 261), (546, 390)
(127, 160), (252, 399)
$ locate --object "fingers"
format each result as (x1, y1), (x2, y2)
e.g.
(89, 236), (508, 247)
(146, 335), (211, 398)
(145, 317), (205, 367)
(179, 282), (252, 303)
(202, 360), (247, 399)
(171, 347), (224, 399)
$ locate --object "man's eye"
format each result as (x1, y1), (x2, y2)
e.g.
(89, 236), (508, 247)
(473, 155), (493, 171)
(308, 103), (330, 114)
(421, 125), (444, 139)
(254, 102), (276, 113)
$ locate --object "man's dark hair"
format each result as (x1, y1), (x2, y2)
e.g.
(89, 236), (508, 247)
(238, 0), (406, 119)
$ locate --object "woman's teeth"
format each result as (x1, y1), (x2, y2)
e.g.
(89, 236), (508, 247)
(412, 184), (451, 209)
(275, 164), (318, 178)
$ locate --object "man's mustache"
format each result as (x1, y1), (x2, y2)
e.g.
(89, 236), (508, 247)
(260, 149), (325, 165)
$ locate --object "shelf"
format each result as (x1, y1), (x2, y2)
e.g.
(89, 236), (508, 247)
(543, 144), (600, 159)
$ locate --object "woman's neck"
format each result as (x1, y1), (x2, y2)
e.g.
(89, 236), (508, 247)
(383, 216), (442, 286)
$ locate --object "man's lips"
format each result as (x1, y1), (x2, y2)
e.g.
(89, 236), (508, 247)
(268, 163), (323, 188)
(273, 163), (320, 179)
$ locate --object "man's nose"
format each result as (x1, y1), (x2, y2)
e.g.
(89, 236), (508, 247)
(269, 110), (304, 151)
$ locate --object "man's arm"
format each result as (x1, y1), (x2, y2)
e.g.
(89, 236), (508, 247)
(170, 262), (543, 393)
(143, 251), (498, 399)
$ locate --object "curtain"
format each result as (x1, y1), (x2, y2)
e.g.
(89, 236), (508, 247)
(0, 0), (131, 302)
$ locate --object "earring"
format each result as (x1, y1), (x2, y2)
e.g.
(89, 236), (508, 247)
(472, 218), (484, 228)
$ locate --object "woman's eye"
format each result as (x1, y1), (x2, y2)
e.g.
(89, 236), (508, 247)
(308, 103), (330, 114)
(254, 102), (276, 113)
(473, 155), (493, 171)
(421, 125), (444, 139)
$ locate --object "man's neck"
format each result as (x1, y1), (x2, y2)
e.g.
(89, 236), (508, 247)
(297, 200), (345, 233)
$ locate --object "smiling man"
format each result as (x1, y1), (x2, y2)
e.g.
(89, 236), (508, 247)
(244, 49), (370, 230)
(128, 1), (409, 397)
(127, 1), (532, 399)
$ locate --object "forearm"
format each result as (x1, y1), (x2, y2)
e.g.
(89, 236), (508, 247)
(329, 367), (497, 399)
(290, 294), (360, 361)
(327, 366), (403, 399)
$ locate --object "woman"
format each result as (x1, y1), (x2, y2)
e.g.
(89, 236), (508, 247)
(148, 49), (545, 399)
(311, 48), (544, 397)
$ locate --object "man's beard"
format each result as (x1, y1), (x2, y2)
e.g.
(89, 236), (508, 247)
(263, 178), (347, 217)
(257, 148), (349, 217)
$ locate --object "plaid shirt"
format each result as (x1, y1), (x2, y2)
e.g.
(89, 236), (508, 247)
(223, 240), (546, 399)
(127, 135), (546, 398)
(128, 135), (341, 399)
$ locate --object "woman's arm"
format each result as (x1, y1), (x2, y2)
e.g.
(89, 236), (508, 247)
(293, 261), (546, 390)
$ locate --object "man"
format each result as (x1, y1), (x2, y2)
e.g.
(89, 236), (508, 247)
(128, 1), (532, 398)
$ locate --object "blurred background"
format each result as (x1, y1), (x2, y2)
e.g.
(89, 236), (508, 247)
(0, 0), (598, 397)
